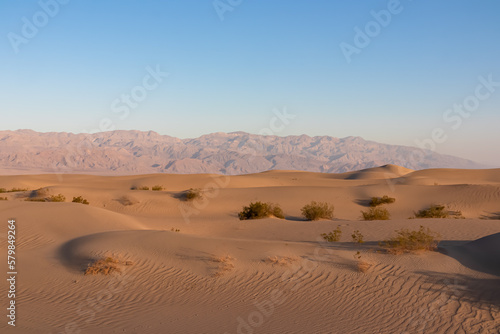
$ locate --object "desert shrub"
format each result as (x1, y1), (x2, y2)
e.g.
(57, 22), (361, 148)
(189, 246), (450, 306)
(211, 255), (235, 277)
(171, 227), (180, 232)
(263, 256), (298, 266)
(380, 225), (440, 254)
(301, 201), (334, 221)
(152, 185), (163, 191)
(185, 188), (202, 201)
(138, 186), (150, 190)
(361, 207), (391, 220)
(351, 230), (364, 243)
(48, 194), (66, 202)
(0, 197), (7, 201)
(0, 188), (5, 193)
(370, 195), (396, 207)
(72, 196), (89, 205)
(238, 201), (285, 220)
(1, 187), (28, 193)
(25, 198), (46, 202)
(85, 257), (121, 276)
(321, 225), (342, 242)
(414, 205), (449, 218)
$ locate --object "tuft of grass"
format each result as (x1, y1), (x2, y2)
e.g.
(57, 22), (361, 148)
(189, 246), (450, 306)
(0, 197), (7, 201)
(351, 230), (364, 243)
(353, 251), (372, 273)
(238, 201), (285, 220)
(321, 225), (342, 242)
(48, 194), (66, 202)
(185, 188), (202, 201)
(301, 201), (334, 221)
(414, 205), (449, 218)
(263, 256), (298, 266)
(84, 257), (121, 276)
(361, 207), (390, 221)
(211, 255), (235, 277)
(380, 225), (440, 254)
(152, 185), (164, 191)
(72, 196), (89, 205)
(369, 195), (396, 207)
(0, 187), (29, 193)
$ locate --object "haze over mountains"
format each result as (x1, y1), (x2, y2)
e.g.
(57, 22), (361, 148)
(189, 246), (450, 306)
(0, 130), (484, 175)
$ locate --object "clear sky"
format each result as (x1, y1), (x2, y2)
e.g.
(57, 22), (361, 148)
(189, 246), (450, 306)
(1, 0), (499, 166)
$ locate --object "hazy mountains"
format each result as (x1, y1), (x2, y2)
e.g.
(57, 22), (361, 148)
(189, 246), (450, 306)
(0, 130), (484, 175)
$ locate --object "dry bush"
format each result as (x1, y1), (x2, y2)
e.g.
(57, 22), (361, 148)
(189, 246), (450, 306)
(321, 225), (342, 242)
(48, 194), (66, 202)
(361, 207), (390, 220)
(351, 230), (364, 243)
(72, 196), (89, 205)
(263, 256), (298, 266)
(0, 187), (29, 193)
(85, 257), (121, 275)
(301, 201), (334, 220)
(132, 186), (150, 191)
(211, 255), (235, 277)
(25, 198), (46, 202)
(357, 261), (372, 273)
(414, 205), (449, 218)
(238, 201), (285, 220)
(0, 197), (8, 201)
(369, 195), (396, 207)
(380, 225), (440, 254)
(185, 188), (202, 201)
(152, 185), (164, 191)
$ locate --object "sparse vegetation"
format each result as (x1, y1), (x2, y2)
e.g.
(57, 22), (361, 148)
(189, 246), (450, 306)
(138, 186), (150, 190)
(263, 256), (298, 266)
(380, 225), (440, 254)
(369, 195), (396, 207)
(48, 194), (66, 202)
(72, 196), (89, 205)
(171, 227), (180, 232)
(321, 225), (342, 242)
(152, 185), (164, 191)
(301, 201), (334, 221)
(117, 195), (138, 206)
(185, 188), (202, 201)
(211, 255), (235, 277)
(238, 201), (285, 220)
(351, 230), (364, 243)
(84, 257), (132, 275)
(0, 197), (7, 201)
(0, 187), (29, 193)
(361, 207), (391, 220)
(25, 198), (46, 202)
(354, 251), (371, 273)
(414, 205), (449, 218)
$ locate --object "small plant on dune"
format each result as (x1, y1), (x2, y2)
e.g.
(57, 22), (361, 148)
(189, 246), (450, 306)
(0, 197), (7, 201)
(72, 196), (89, 205)
(84, 257), (121, 276)
(138, 186), (150, 191)
(414, 205), (449, 218)
(380, 225), (440, 254)
(152, 185), (164, 191)
(361, 207), (391, 221)
(185, 188), (202, 201)
(238, 201), (285, 220)
(351, 230), (364, 243)
(354, 251), (371, 273)
(48, 194), (66, 202)
(0, 187), (29, 193)
(211, 255), (235, 277)
(301, 201), (334, 221)
(171, 227), (180, 232)
(25, 198), (46, 202)
(263, 256), (298, 266)
(369, 195), (396, 207)
(321, 225), (342, 242)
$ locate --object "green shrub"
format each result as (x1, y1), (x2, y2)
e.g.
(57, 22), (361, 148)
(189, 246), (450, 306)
(48, 194), (66, 202)
(72, 196), (89, 205)
(321, 226), (342, 242)
(370, 195), (396, 207)
(152, 185), (164, 191)
(351, 230), (364, 243)
(380, 225), (440, 254)
(185, 188), (202, 201)
(238, 201), (285, 220)
(361, 207), (390, 220)
(414, 205), (448, 218)
(301, 201), (334, 221)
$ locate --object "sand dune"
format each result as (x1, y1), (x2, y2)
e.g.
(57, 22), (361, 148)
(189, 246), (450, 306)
(1, 166), (499, 333)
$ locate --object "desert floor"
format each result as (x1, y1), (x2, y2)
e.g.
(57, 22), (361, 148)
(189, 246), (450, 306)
(1, 165), (499, 334)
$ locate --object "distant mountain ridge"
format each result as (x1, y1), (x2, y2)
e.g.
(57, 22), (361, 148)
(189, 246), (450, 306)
(0, 130), (484, 175)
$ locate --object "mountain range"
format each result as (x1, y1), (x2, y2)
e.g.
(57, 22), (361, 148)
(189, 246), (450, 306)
(0, 130), (485, 175)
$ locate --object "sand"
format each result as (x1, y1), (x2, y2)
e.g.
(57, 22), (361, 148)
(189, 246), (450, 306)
(1, 165), (499, 333)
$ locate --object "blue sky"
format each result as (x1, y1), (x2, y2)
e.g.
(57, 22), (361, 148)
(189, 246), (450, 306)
(0, 0), (499, 166)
